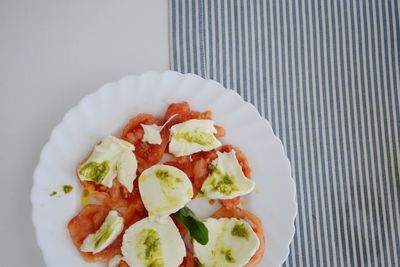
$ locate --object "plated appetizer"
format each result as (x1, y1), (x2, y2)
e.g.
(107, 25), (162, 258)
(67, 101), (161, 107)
(67, 102), (265, 266)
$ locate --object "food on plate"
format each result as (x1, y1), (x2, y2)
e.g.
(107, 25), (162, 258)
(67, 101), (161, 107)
(78, 136), (137, 192)
(173, 206), (209, 245)
(141, 114), (178, 145)
(63, 184), (74, 194)
(49, 184), (74, 197)
(141, 124), (163, 145)
(193, 218), (260, 267)
(108, 255), (123, 267)
(201, 150), (255, 199)
(212, 207), (266, 266)
(139, 165), (194, 217)
(67, 102), (265, 266)
(169, 119), (222, 156)
(80, 210), (124, 254)
(121, 216), (186, 267)
(68, 204), (122, 262)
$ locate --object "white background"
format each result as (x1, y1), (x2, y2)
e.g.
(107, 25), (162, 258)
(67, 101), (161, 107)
(0, 1), (169, 265)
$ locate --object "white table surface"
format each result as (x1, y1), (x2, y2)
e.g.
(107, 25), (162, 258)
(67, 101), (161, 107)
(0, 1), (169, 265)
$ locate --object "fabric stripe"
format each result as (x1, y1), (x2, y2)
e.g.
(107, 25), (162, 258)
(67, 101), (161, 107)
(319, 0), (337, 265)
(347, 1), (363, 265)
(169, 0), (400, 265)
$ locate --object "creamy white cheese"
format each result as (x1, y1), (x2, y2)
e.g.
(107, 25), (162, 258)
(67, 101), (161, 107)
(169, 119), (221, 156)
(80, 210), (124, 254)
(122, 216), (186, 267)
(141, 114), (178, 145)
(116, 150), (138, 192)
(138, 164), (193, 217)
(193, 217), (260, 267)
(78, 135), (137, 192)
(141, 124), (162, 145)
(108, 255), (123, 267)
(201, 150), (255, 199)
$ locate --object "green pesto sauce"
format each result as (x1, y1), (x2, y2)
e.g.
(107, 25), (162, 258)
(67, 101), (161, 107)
(155, 169), (169, 179)
(209, 222), (236, 265)
(79, 161), (110, 184)
(210, 248), (235, 265)
(63, 185), (73, 194)
(175, 129), (214, 146)
(93, 224), (113, 249)
(155, 169), (182, 186)
(49, 191), (57, 197)
(136, 229), (164, 267)
(209, 165), (239, 195)
(231, 223), (250, 240)
(222, 248), (235, 263)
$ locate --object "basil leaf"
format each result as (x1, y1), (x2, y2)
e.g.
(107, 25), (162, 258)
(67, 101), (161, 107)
(173, 206), (209, 245)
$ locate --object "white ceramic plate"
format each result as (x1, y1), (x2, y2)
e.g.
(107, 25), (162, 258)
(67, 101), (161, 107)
(31, 71), (296, 267)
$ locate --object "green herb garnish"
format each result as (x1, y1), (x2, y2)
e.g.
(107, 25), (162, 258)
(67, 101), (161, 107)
(173, 206), (208, 245)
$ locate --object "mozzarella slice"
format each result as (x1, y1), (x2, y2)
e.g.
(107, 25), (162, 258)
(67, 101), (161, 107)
(139, 165), (193, 217)
(117, 150), (138, 192)
(122, 216), (186, 267)
(193, 218), (260, 267)
(108, 255), (123, 267)
(78, 136), (137, 192)
(141, 114), (178, 145)
(201, 151), (255, 199)
(169, 119), (221, 156)
(141, 124), (162, 145)
(80, 210), (124, 254)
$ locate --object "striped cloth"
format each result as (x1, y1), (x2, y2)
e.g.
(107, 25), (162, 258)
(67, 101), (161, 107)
(169, 0), (400, 266)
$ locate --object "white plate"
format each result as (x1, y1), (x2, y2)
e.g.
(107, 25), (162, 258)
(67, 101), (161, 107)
(31, 71), (296, 267)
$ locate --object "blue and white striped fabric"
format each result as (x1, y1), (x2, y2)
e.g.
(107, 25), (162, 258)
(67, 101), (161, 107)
(169, 0), (400, 266)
